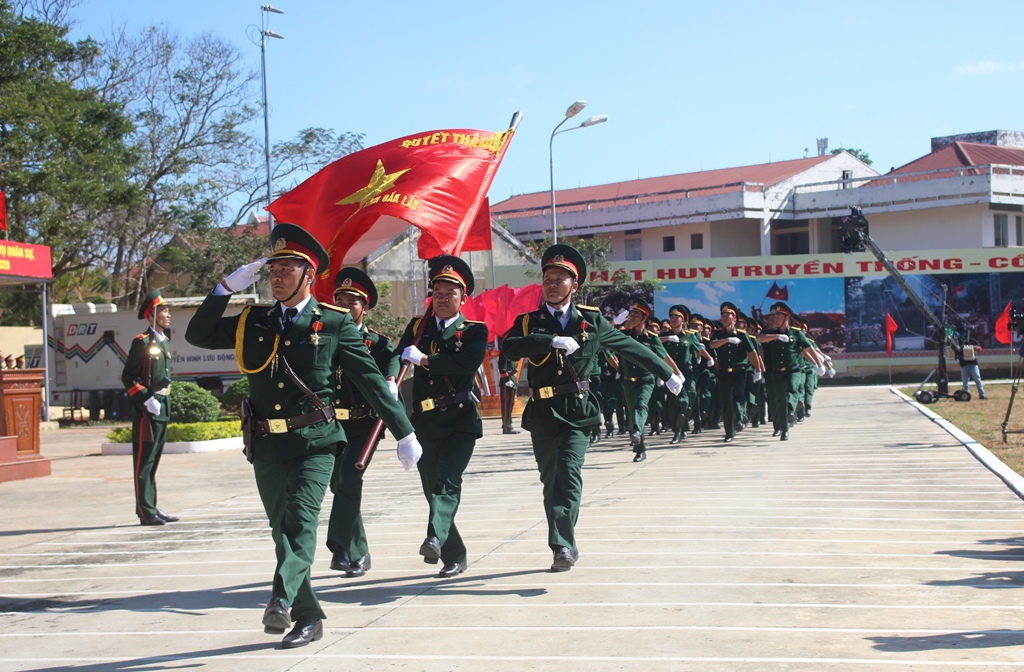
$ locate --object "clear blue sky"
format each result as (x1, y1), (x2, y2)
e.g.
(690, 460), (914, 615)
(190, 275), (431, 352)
(69, 0), (1024, 209)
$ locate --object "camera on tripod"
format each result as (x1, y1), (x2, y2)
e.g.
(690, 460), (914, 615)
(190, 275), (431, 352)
(1009, 301), (1024, 338)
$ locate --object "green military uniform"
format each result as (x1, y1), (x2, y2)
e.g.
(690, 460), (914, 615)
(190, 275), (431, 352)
(325, 268), (398, 576)
(710, 302), (757, 442)
(646, 318), (667, 436)
(121, 289), (172, 524)
(498, 349), (519, 434)
(759, 302), (815, 439)
(791, 315), (811, 422)
(619, 300), (669, 456)
(185, 225), (414, 629)
(599, 346), (619, 437)
(502, 245), (674, 569)
(661, 304), (705, 443)
(396, 255), (487, 574)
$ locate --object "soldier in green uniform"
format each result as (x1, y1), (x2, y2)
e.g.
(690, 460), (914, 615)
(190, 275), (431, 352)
(325, 268), (398, 578)
(708, 302), (762, 443)
(600, 344), (619, 438)
(122, 289), (177, 526)
(619, 300), (678, 461)
(689, 314), (714, 433)
(661, 304), (710, 444)
(185, 224), (420, 649)
(756, 302), (821, 440)
(502, 245), (683, 570)
(397, 255), (488, 579)
(646, 317), (666, 437)
(498, 349), (519, 434)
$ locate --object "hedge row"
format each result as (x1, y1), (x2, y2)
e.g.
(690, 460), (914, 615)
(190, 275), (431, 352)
(107, 420), (241, 444)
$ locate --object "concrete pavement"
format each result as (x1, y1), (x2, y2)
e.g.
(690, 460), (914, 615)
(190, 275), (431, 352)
(2, 386), (1024, 670)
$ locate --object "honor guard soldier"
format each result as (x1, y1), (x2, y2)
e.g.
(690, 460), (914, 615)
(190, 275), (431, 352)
(502, 245), (683, 571)
(185, 224), (420, 649)
(397, 255), (488, 579)
(646, 317), (667, 437)
(661, 304), (711, 443)
(708, 302), (762, 443)
(325, 268), (398, 578)
(757, 302), (821, 440)
(497, 350), (520, 434)
(121, 289), (176, 526)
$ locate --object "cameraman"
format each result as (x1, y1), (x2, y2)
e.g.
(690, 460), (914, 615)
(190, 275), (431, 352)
(956, 326), (987, 400)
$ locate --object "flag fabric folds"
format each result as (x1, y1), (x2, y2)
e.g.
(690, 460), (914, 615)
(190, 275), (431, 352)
(885, 313), (899, 358)
(995, 300), (1013, 344)
(267, 126), (515, 302)
(766, 281), (788, 301)
(0, 191), (6, 232)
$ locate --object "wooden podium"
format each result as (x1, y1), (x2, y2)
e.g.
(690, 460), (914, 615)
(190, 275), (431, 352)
(0, 368), (51, 482)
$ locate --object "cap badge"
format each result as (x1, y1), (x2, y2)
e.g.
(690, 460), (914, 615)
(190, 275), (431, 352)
(274, 238), (287, 251)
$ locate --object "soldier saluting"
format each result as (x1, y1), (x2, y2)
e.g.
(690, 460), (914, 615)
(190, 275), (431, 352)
(502, 244), (683, 571)
(185, 224), (420, 649)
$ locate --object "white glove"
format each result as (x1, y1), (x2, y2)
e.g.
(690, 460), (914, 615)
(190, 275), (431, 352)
(656, 378), (664, 387)
(753, 371), (763, 382)
(826, 366), (836, 378)
(551, 336), (580, 355)
(727, 337), (741, 345)
(777, 334), (790, 343)
(708, 358), (715, 368)
(144, 397), (161, 416)
(667, 334), (680, 343)
(613, 310), (629, 325)
(666, 372), (684, 396)
(222, 258), (267, 292)
(402, 345), (427, 366)
(397, 433), (422, 471)
(814, 364), (827, 376)
(504, 379), (516, 388)
(823, 354), (833, 363)
(386, 380), (399, 400)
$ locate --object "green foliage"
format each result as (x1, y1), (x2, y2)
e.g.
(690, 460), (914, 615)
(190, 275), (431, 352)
(107, 420), (241, 443)
(219, 376), (249, 415)
(364, 281), (407, 340)
(168, 381), (220, 424)
(831, 147), (873, 166)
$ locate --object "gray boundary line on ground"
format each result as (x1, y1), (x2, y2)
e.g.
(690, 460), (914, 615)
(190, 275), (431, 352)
(890, 386), (1024, 501)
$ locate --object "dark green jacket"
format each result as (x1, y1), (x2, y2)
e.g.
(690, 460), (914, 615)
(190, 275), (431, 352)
(663, 328), (704, 372)
(333, 323), (398, 429)
(619, 327), (668, 380)
(185, 293), (413, 462)
(761, 328), (813, 372)
(121, 327), (171, 422)
(502, 305), (673, 429)
(395, 313), (488, 441)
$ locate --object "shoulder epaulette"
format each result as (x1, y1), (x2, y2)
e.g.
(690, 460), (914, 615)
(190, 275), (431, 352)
(135, 333), (148, 341)
(320, 303), (350, 314)
(577, 305), (599, 312)
(367, 327), (390, 339)
(686, 328), (699, 334)
(736, 328), (748, 334)
(646, 330), (658, 337)
(463, 319), (486, 325)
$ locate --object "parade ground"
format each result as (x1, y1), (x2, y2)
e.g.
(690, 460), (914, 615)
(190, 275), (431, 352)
(2, 385), (1024, 671)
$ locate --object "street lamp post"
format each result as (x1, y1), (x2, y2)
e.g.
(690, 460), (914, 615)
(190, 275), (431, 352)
(261, 5), (284, 230)
(549, 100), (608, 245)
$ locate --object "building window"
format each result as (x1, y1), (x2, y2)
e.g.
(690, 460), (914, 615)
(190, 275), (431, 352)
(775, 232), (810, 255)
(995, 213), (1009, 247)
(691, 233), (704, 250)
(663, 236), (675, 252)
(624, 228), (641, 235)
(577, 233), (594, 240)
(841, 169), (853, 189)
(625, 238), (642, 261)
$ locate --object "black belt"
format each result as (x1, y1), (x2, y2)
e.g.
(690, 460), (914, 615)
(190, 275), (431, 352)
(419, 391), (478, 412)
(252, 407), (334, 435)
(723, 366), (749, 373)
(529, 380), (591, 400)
(768, 367), (788, 372)
(334, 405), (376, 421)
(624, 375), (653, 382)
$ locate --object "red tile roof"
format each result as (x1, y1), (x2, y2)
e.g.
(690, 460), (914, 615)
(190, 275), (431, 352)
(886, 141), (1024, 176)
(492, 155), (834, 217)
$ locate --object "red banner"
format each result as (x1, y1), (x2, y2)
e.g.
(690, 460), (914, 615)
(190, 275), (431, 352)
(0, 240), (52, 280)
(0, 191), (6, 232)
(885, 313), (898, 357)
(766, 280), (788, 300)
(267, 126), (515, 302)
(995, 300), (1013, 344)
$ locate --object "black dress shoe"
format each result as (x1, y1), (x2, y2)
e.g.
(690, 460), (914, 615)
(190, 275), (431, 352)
(633, 451), (646, 462)
(330, 550), (351, 572)
(156, 510), (179, 523)
(787, 413), (796, 425)
(139, 513), (165, 526)
(630, 432), (642, 446)
(419, 536), (441, 564)
(346, 554), (371, 578)
(551, 546), (579, 572)
(437, 561), (467, 578)
(502, 428), (520, 434)
(262, 596), (290, 634)
(781, 431), (789, 441)
(772, 429), (781, 437)
(723, 436), (734, 443)
(281, 618), (322, 648)
(670, 431), (681, 444)
(605, 425), (614, 438)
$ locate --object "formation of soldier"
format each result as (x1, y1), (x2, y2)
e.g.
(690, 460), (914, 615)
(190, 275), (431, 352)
(117, 227), (836, 650)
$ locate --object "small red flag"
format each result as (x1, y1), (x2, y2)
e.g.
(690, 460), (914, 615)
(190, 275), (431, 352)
(885, 313), (899, 358)
(766, 281), (788, 301)
(995, 300), (1013, 344)
(0, 191), (7, 232)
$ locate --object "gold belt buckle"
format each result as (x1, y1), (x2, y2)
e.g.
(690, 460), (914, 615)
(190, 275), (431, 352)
(334, 408), (350, 421)
(421, 398), (436, 412)
(538, 386), (554, 399)
(267, 419), (288, 433)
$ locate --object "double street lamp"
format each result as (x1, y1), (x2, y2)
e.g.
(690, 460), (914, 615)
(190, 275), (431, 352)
(549, 100), (608, 245)
(260, 5), (284, 229)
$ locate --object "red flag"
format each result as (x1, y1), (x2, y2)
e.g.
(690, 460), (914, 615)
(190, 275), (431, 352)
(995, 300), (1013, 344)
(0, 191), (7, 232)
(419, 198), (493, 258)
(885, 313), (899, 357)
(951, 283), (966, 296)
(766, 281), (788, 301)
(267, 126), (516, 302)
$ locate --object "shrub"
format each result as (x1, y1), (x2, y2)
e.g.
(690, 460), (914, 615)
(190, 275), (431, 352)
(168, 381), (220, 424)
(106, 421), (241, 443)
(220, 376), (249, 415)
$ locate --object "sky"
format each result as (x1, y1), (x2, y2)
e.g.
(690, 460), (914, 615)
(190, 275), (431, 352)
(67, 0), (1024, 212)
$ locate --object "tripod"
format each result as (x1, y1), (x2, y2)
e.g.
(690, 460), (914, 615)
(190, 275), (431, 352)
(1001, 348), (1024, 443)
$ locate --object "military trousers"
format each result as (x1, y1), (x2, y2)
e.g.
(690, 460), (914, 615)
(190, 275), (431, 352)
(621, 376), (654, 451)
(417, 432), (475, 565)
(254, 450), (334, 621)
(327, 420), (379, 562)
(792, 370), (807, 419)
(602, 374), (620, 429)
(765, 372), (796, 432)
(528, 413), (590, 552)
(500, 384), (516, 430)
(716, 367), (749, 439)
(131, 414), (167, 520)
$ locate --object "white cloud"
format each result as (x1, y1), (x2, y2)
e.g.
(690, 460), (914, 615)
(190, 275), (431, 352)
(953, 60), (1024, 77)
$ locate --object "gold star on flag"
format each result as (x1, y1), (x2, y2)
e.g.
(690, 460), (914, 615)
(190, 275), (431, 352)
(336, 159), (409, 212)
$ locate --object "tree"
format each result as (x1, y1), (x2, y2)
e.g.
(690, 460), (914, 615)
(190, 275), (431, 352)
(831, 147), (872, 166)
(364, 281), (407, 340)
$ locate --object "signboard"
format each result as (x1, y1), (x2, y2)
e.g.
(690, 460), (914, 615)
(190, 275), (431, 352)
(0, 240), (52, 281)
